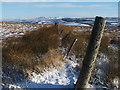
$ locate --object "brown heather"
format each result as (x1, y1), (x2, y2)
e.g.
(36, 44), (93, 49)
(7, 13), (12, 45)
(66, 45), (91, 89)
(2, 24), (119, 87)
(2, 26), (62, 75)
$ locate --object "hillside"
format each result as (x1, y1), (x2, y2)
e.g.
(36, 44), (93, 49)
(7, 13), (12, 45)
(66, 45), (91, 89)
(1, 22), (119, 89)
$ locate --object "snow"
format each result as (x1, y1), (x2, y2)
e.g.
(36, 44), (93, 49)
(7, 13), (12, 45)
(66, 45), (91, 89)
(8, 84), (21, 88)
(108, 44), (119, 51)
(65, 22), (80, 26)
(87, 84), (107, 88)
(2, 53), (110, 89)
(79, 24), (90, 26)
(0, 22), (46, 42)
(89, 53), (109, 88)
(1, 44), (111, 89)
(6, 58), (79, 88)
(65, 22), (90, 26)
(1, 22), (118, 89)
(113, 78), (119, 88)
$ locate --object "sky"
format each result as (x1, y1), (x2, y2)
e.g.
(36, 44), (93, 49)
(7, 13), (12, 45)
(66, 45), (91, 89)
(1, 0), (120, 2)
(1, 1), (119, 19)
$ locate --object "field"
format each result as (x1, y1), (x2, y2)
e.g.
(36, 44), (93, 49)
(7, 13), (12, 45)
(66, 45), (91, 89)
(1, 22), (119, 89)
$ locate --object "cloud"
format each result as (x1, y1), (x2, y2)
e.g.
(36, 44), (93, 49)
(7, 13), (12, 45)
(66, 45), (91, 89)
(35, 3), (110, 8)
(1, 0), (119, 2)
(2, 0), (49, 1)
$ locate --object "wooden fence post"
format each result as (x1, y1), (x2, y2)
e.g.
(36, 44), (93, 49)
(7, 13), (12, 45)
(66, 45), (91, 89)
(55, 23), (59, 34)
(75, 16), (106, 89)
(64, 38), (78, 59)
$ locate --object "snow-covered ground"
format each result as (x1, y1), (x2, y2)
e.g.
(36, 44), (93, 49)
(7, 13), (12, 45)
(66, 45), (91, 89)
(2, 55), (78, 88)
(0, 22), (46, 42)
(64, 22), (90, 26)
(2, 53), (111, 89)
(2, 17), (118, 27)
(0, 22), (119, 42)
(1, 22), (119, 89)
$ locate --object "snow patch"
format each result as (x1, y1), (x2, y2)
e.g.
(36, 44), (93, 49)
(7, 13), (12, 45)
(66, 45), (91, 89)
(3, 57), (79, 88)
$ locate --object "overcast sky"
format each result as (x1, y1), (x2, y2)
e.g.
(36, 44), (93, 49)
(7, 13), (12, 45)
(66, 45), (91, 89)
(1, 1), (119, 19)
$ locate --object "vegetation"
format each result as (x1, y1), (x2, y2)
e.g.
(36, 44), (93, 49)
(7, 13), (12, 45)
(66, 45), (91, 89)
(2, 26), (62, 75)
(2, 24), (119, 88)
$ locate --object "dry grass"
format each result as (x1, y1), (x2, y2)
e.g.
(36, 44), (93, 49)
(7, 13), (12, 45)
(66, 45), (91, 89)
(105, 37), (119, 88)
(2, 24), (119, 87)
(106, 59), (119, 87)
(2, 26), (63, 77)
(60, 26), (119, 88)
(1, 22), (42, 25)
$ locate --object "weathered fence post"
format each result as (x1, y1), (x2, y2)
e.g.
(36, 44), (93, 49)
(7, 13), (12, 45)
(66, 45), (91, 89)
(75, 16), (106, 89)
(64, 38), (78, 59)
(55, 23), (59, 34)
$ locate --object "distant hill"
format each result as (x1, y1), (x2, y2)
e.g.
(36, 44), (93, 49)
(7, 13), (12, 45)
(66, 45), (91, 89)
(2, 17), (118, 27)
